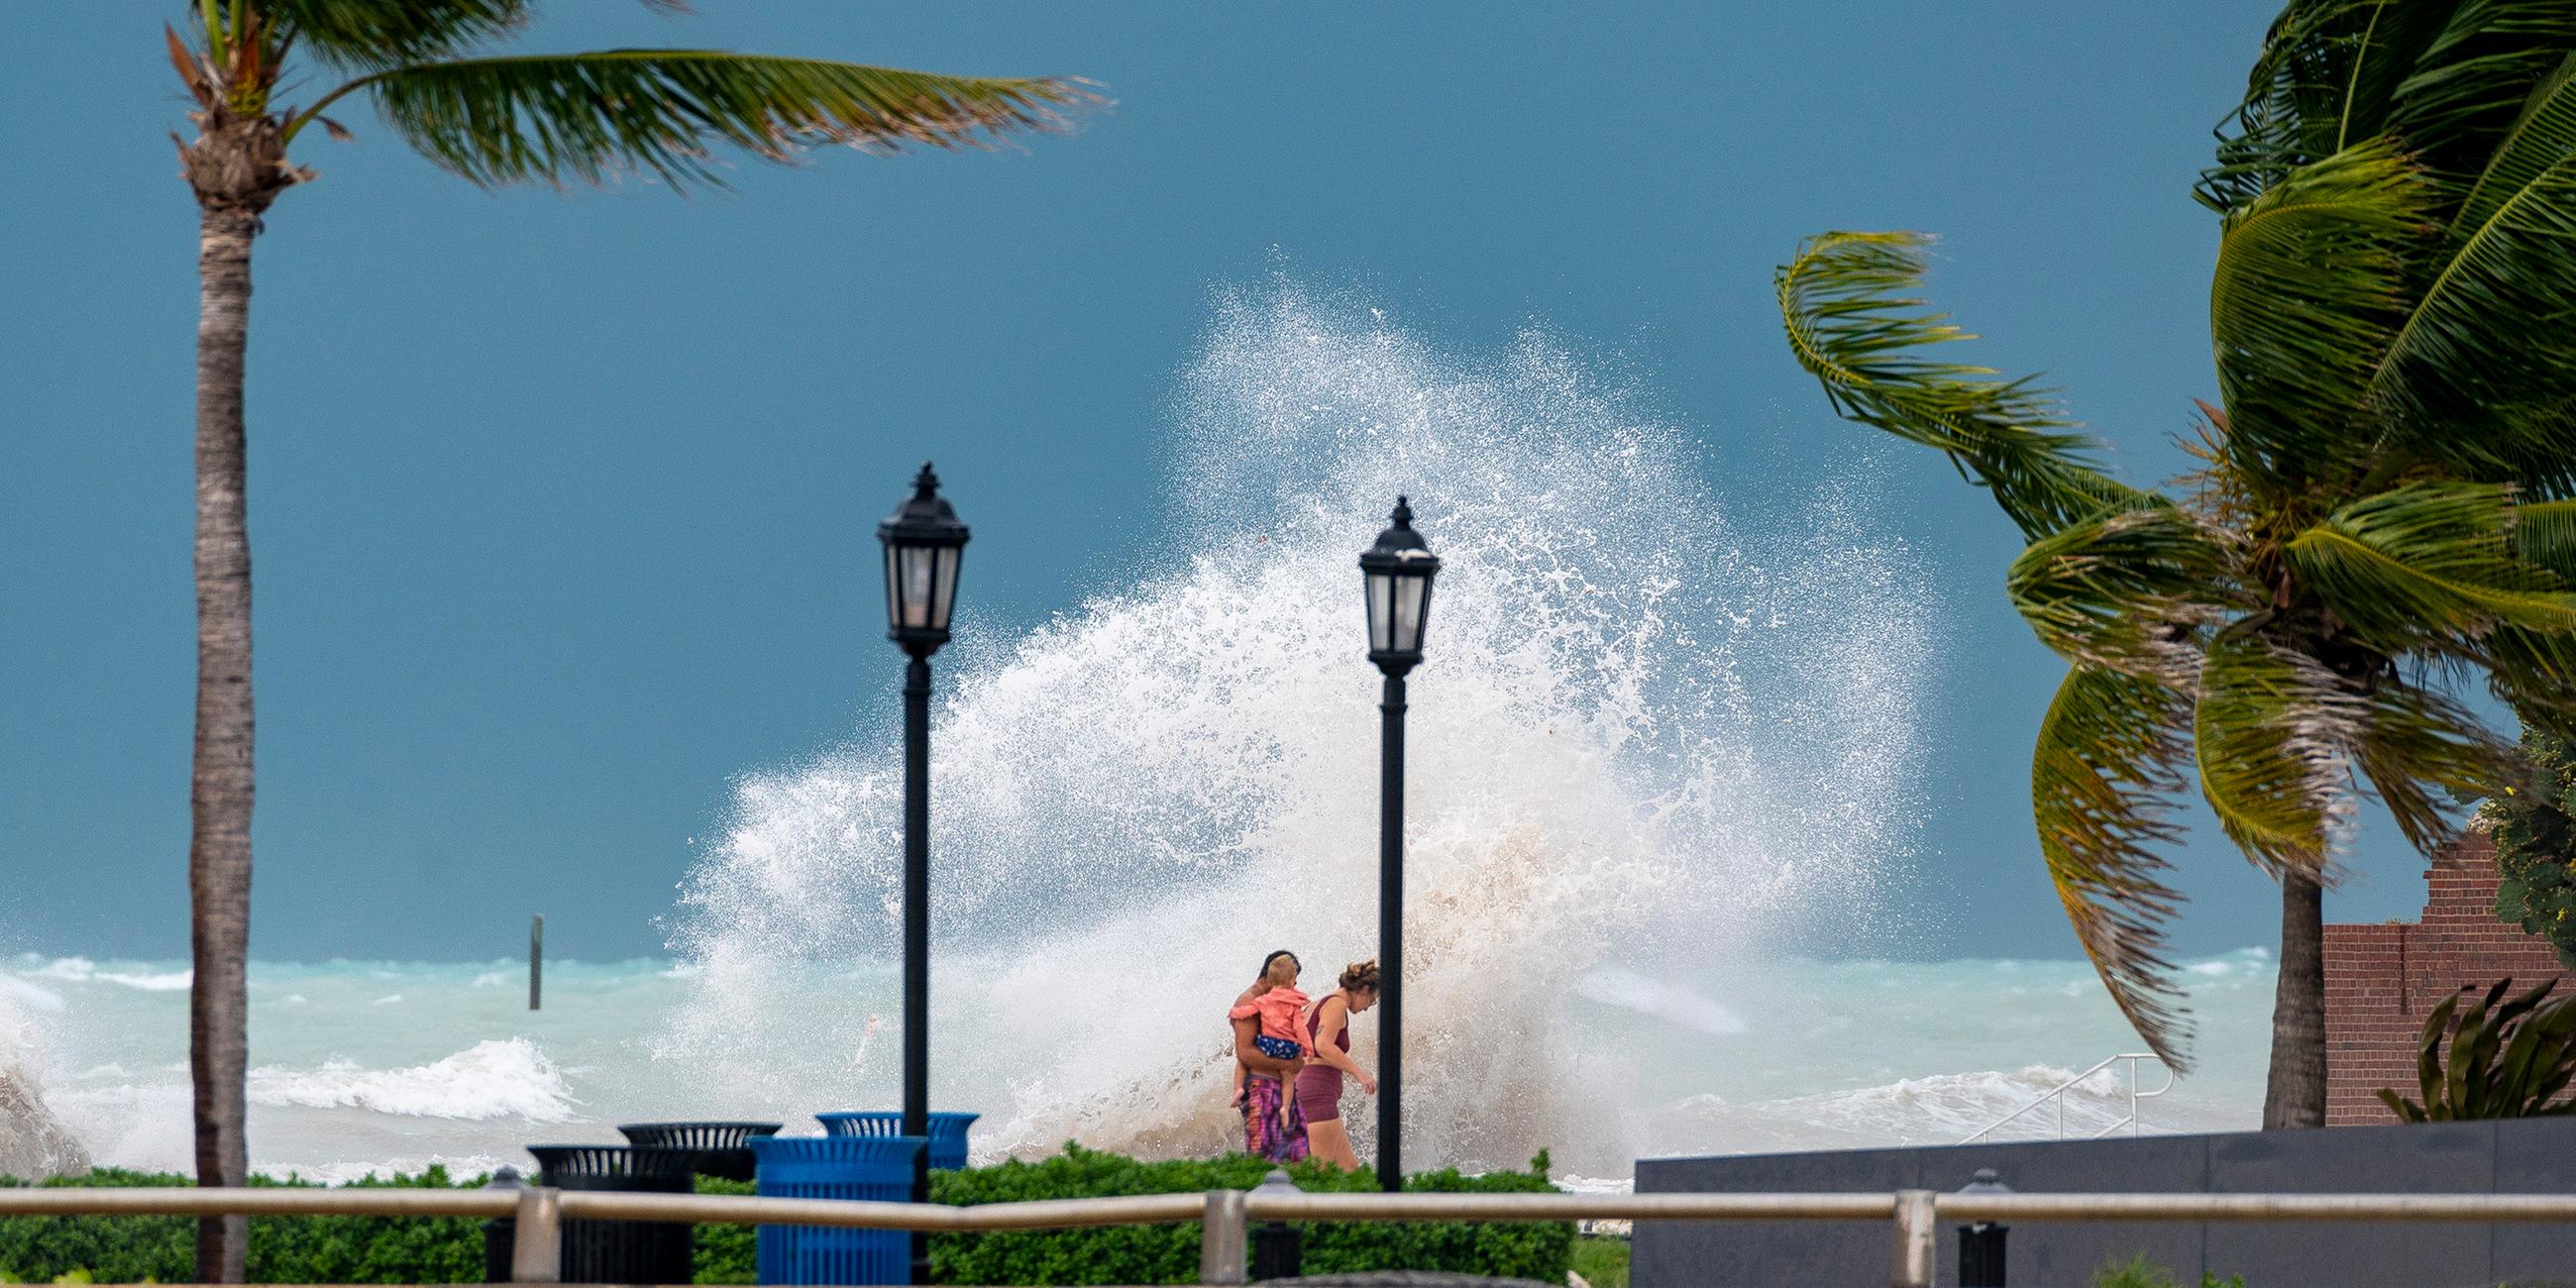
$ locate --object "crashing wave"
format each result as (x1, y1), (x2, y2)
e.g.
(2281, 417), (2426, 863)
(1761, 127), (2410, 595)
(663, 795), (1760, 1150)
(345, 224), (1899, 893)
(248, 1038), (576, 1122)
(659, 276), (1936, 1176)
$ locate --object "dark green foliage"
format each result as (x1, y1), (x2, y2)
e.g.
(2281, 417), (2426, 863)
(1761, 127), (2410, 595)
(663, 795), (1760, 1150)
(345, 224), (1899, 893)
(2088, 1253), (2245, 1288)
(2490, 730), (2576, 968)
(0, 1167), (487, 1284)
(2380, 978), (2576, 1122)
(1568, 1234), (1628, 1288)
(926, 1145), (1566, 1287)
(691, 1177), (756, 1285)
(263, 0), (535, 70)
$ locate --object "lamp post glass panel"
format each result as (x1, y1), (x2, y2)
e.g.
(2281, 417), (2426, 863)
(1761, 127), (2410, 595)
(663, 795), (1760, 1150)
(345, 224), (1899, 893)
(879, 463), (966, 1286)
(1360, 496), (1437, 1193)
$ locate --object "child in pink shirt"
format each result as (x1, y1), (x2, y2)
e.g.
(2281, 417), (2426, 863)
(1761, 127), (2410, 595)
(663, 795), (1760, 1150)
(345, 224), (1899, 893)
(1228, 954), (1309, 1127)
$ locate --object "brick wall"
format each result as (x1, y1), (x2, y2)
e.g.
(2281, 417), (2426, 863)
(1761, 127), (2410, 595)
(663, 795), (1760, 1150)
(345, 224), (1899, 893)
(2322, 830), (2568, 1125)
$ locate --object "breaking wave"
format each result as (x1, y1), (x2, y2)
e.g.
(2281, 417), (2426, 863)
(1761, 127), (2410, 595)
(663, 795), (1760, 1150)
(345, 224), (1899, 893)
(659, 277), (1940, 1175)
(247, 1039), (576, 1123)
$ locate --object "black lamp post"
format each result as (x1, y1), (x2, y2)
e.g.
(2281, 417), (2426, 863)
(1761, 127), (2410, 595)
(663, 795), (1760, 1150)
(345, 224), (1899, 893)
(1358, 495), (1438, 1194)
(880, 462), (968, 1286)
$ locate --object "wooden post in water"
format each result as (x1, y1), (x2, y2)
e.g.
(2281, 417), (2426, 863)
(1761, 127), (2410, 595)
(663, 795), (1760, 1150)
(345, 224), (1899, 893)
(529, 914), (544, 1012)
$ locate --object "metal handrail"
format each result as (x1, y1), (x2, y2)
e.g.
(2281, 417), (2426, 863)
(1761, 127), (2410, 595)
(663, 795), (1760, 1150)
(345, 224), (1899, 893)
(1962, 1052), (2174, 1142)
(8, 1184), (2576, 1288)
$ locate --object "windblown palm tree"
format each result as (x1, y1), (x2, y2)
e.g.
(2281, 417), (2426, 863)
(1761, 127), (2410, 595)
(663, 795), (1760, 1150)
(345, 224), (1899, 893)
(1777, 0), (2576, 1129)
(166, 2), (1085, 1278)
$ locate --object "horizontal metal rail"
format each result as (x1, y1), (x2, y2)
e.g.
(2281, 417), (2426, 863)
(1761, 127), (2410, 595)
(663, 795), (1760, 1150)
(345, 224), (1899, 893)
(0, 1189), (514, 1219)
(1943, 1191), (2576, 1223)
(5, 1185), (2575, 1288)
(555, 1189), (1207, 1230)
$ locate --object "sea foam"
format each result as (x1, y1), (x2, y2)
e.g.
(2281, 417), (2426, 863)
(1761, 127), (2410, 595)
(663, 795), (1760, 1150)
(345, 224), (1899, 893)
(247, 1038), (576, 1123)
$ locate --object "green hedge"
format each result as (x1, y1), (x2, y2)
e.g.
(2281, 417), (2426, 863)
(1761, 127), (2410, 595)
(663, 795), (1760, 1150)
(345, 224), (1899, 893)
(2, 1148), (1571, 1286)
(0, 1168), (487, 1284)
(914, 1145), (1568, 1286)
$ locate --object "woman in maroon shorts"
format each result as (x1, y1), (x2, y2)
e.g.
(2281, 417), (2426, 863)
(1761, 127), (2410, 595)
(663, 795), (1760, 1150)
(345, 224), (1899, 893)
(1294, 959), (1381, 1170)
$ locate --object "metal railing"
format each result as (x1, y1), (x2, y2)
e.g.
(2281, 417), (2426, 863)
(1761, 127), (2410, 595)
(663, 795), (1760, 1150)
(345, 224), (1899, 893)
(1962, 1052), (2173, 1142)
(7, 1184), (2576, 1288)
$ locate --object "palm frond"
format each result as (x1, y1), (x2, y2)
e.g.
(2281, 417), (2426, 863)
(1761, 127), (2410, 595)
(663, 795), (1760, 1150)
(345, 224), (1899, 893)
(2352, 675), (2508, 852)
(2372, 49), (2576, 480)
(2193, 635), (2365, 877)
(2341, 2), (2475, 151)
(2518, 498), (2576, 579)
(259, 0), (533, 70)
(2200, 1), (2367, 211)
(1775, 231), (2149, 540)
(2480, 625), (2576, 735)
(2383, 1), (2576, 175)
(2199, 1), (2453, 211)
(2285, 481), (2576, 649)
(2208, 139), (2431, 486)
(2007, 501), (2236, 681)
(306, 51), (1094, 189)
(2033, 665), (2198, 1066)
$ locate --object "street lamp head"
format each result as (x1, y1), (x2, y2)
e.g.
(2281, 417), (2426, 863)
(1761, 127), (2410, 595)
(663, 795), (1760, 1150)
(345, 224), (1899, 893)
(1358, 495), (1439, 676)
(879, 462), (970, 658)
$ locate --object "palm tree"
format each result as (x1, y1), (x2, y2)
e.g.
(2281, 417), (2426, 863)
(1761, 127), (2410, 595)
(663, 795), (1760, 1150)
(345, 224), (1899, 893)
(166, 2), (1085, 1278)
(1775, 0), (2576, 1129)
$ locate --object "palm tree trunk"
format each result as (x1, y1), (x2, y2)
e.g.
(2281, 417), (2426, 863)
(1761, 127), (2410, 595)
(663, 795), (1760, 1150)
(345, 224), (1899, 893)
(190, 203), (259, 1284)
(2263, 869), (2327, 1128)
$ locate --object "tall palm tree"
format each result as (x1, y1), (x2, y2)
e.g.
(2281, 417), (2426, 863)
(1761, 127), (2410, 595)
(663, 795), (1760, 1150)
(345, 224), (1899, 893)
(1776, 0), (2576, 1129)
(166, 2), (1085, 1278)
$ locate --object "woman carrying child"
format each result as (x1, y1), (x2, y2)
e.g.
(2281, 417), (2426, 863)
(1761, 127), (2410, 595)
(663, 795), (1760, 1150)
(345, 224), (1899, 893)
(1228, 950), (1309, 1162)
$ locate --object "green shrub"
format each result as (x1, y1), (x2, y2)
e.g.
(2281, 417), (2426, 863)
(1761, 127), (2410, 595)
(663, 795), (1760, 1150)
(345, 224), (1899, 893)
(2379, 977), (2576, 1122)
(0, 1167), (488, 1284)
(925, 1144), (1568, 1286)
(2488, 729), (2576, 969)
(2088, 1254), (2245, 1288)
(692, 1177), (756, 1284)
(6, 1150), (1570, 1286)
(1568, 1234), (1628, 1288)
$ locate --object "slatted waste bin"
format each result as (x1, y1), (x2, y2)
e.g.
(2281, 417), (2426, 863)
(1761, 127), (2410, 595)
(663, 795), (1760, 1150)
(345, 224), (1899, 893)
(750, 1134), (924, 1286)
(618, 1121), (783, 1182)
(525, 1144), (698, 1285)
(815, 1111), (979, 1169)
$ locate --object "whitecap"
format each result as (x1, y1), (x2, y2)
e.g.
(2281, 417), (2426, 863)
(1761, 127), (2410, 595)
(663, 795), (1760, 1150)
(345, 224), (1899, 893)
(96, 970), (191, 991)
(247, 1038), (576, 1122)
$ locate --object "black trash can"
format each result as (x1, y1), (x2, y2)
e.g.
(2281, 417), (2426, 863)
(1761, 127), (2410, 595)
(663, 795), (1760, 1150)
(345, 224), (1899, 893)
(617, 1122), (783, 1182)
(526, 1143), (698, 1285)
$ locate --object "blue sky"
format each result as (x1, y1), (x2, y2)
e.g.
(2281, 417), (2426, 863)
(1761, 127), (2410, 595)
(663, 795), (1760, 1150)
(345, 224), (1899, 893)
(2, 1), (2438, 963)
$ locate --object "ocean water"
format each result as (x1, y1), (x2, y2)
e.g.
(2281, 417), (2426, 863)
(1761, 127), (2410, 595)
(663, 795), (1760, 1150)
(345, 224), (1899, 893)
(3, 277), (2275, 1186)
(0, 950), (2271, 1186)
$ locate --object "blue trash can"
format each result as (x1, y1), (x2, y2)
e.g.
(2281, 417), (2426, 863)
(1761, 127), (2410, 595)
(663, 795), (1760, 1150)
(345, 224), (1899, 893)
(814, 1112), (979, 1169)
(749, 1134), (925, 1286)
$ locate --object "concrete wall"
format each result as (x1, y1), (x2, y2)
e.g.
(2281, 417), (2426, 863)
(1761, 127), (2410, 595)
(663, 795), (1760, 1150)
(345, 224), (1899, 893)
(1633, 1120), (2576, 1288)
(2325, 832), (2568, 1125)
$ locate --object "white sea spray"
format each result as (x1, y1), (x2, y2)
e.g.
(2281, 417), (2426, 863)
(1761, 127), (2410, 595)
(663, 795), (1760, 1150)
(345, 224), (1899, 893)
(658, 278), (1945, 1174)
